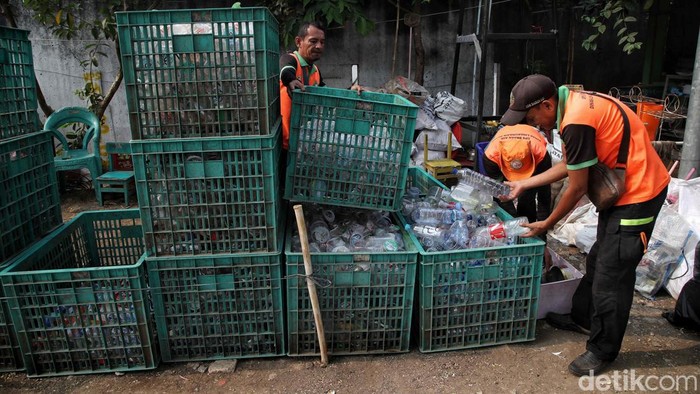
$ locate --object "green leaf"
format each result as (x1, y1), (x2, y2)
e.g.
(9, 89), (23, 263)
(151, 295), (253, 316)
(612, 6), (623, 13)
(623, 42), (633, 53)
(55, 9), (62, 25)
(591, 41), (597, 51)
(598, 25), (606, 34)
(643, 0), (654, 11)
(617, 27), (627, 37)
(583, 41), (591, 50)
(623, 16), (637, 23)
(619, 35), (628, 45)
(614, 18), (623, 29)
(602, 10), (611, 18)
(627, 35), (636, 43)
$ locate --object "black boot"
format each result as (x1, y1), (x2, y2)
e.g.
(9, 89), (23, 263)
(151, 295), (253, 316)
(568, 351), (612, 376)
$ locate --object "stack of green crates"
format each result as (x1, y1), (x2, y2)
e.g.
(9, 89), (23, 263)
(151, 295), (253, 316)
(0, 26), (40, 140)
(117, 7), (286, 362)
(0, 26), (62, 373)
(285, 217), (418, 356)
(284, 86), (419, 355)
(0, 210), (157, 377)
(400, 167), (545, 352)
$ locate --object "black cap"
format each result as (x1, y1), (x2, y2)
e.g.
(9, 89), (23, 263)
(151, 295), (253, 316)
(500, 74), (557, 125)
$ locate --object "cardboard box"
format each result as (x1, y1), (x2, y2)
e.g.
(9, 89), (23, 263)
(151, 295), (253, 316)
(537, 249), (584, 320)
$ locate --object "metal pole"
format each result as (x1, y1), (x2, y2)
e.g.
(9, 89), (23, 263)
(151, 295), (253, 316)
(475, 0), (491, 144)
(680, 27), (700, 180)
(450, 1), (466, 95)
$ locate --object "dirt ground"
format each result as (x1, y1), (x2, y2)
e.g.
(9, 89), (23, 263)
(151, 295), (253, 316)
(1, 189), (699, 393)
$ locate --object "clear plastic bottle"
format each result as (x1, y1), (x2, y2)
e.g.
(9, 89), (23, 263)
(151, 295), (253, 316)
(452, 167), (511, 197)
(449, 181), (492, 210)
(406, 224), (449, 250)
(448, 220), (470, 249)
(411, 207), (464, 226)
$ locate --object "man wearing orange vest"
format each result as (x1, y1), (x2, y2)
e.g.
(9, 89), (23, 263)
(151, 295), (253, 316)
(279, 21), (326, 151)
(501, 74), (670, 377)
(482, 124), (552, 225)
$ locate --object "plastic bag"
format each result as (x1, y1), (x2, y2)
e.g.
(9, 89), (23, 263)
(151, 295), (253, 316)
(550, 202), (598, 253)
(635, 204), (696, 299)
(433, 91), (469, 125)
(665, 235), (699, 299)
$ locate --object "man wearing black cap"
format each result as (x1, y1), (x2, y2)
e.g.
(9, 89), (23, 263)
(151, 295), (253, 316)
(500, 74), (670, 377)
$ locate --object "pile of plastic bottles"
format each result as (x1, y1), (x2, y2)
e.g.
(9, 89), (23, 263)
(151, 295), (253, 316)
(290, 204), (406, 253)
(402, 171), (529, 251)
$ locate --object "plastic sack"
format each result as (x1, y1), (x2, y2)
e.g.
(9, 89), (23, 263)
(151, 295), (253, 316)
(414, 123), (461, 153)
(635, 204), (696, 299)
(383, 76), (430, 105)
(411, 148), (446, 167)
(415, 97), (437, 131)
(433, 91), (469, 125)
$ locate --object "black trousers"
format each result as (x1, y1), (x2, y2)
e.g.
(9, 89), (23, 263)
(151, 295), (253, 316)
(571, 187), (667, 361)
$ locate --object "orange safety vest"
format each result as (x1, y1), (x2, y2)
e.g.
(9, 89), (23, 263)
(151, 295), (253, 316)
(560, 90), (670, 206)
(280, 52), (322, 150)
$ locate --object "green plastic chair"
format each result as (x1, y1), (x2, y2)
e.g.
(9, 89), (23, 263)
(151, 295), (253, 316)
(43, 106), (103, 204)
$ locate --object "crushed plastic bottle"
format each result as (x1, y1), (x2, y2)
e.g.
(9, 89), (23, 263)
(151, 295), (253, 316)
(411, 207), (464, 226)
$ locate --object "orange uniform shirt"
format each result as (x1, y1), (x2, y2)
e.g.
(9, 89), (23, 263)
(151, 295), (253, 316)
(559, 91), (670, 206)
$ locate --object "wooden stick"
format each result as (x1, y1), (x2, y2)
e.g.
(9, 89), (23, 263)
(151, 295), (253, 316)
(293, 204), (329, 366)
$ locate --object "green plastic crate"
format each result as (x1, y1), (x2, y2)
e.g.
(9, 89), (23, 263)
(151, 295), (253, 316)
(285, 86), (417, 211)
(0, 209), (158, 377)
(285, 216), (418, 356)
(147, 231), (285, 362)
(401, 167), (545, 352)
(0, 26), (39, 140)
(0, 262), (22, 371)
(131, 126), (282, 257)
(0, 131), (62, 263)
(116, 8), (280, 139)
